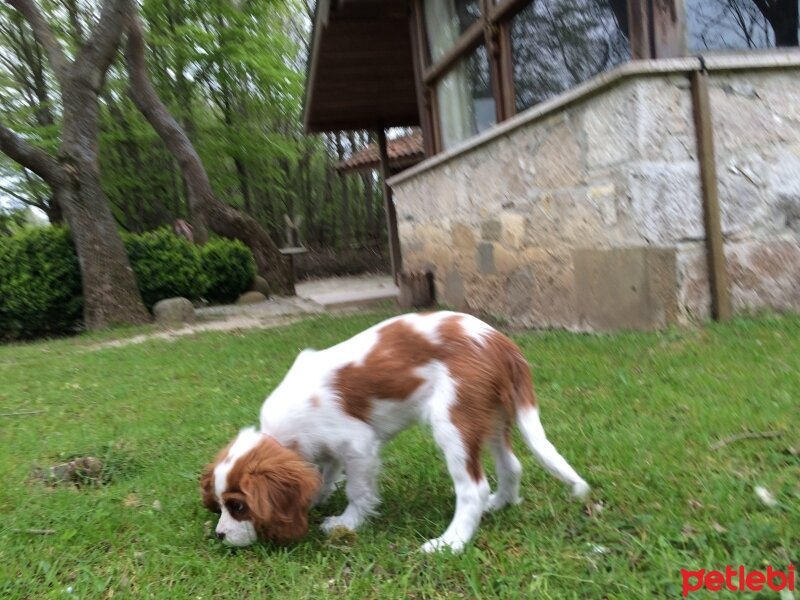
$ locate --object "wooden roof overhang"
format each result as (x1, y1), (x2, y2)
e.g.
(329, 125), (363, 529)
(303, 0), (420, 133)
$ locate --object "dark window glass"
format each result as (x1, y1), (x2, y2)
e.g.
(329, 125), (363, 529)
(436, 45), (497, 150)
(686, 0), (799, 51)
(424, 0), (482, 64)
(511, 0), (631, 113)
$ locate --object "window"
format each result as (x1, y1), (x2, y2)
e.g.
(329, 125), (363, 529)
(424, 0), (481, 63)
(686, 0), (799, 51)
(414, 0), (800, 156)
(436, 45), (497, 149)
(414, 0), (637, 154)
(511, 0), (631, 112)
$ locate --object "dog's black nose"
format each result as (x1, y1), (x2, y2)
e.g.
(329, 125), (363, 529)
(216, 532), (225, 541)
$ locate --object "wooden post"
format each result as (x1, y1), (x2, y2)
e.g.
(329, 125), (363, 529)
(409, 0), (436, 157)
(651, 0), (686, 58)
(690, 63), (731, 322)
(377, 126), (402, 283)
(627, 0), (653, 59)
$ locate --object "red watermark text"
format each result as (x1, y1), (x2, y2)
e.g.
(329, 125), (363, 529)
(681, 565), (796, 596)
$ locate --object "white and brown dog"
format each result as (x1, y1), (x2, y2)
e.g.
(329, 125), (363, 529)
(201, 311), (590, 552)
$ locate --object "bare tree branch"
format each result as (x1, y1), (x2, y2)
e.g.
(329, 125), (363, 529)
(5, 0), (70, 83)
(0, 183), (39, 206)
(76, 0), (133, 85)
(0, 120), (62, 186)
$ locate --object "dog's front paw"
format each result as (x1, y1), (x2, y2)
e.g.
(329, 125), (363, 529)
(321, 515), (357, 534)
(420, 537), (464, 554)
(486, 492), (522, 512)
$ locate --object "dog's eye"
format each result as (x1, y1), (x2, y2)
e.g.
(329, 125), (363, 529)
(228, 501), (245, 514)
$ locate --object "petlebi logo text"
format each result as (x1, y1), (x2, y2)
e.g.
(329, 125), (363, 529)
(681, 565), (796, 597)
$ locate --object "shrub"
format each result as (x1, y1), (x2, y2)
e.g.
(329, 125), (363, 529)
(201, 238), (256, 304)
(0, 227), (256, 340)
(122, 228), (205, 310)
(0, 227), (83, 339)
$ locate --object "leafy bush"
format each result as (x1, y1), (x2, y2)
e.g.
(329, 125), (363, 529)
(122, 228), (205, 310)
(0, 227), (82, 339)
(201, 238), (256, 304)
(0, 226), (257, 340)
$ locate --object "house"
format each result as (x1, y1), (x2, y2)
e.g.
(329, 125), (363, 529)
(304, 0), (800, 330)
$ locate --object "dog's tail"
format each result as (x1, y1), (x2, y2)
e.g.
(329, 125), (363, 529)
(510, 357), (591, 500)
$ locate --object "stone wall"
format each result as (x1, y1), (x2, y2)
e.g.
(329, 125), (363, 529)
(390, 62), (800, 330)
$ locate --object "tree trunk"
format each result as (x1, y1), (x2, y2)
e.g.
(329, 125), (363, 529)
(3, 0), (149, 330)
(60, 68), (150, 328)
(124, 14), (294, 294)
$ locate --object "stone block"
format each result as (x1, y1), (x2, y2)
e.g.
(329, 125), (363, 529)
(726, 239), (800, 313)
(451, 222), (475, 254)
(717, 153), (768, 236)
(481, 219), (502, 241)
(444, 270), (466, 310)
(503, 258), (577, 329)
(153, 297), (195, 326)
(493, 244), (520, 273)
(533, 119), (583, 190)
(710, 77), (794, 151)
(584, 83), (635, 168)
(574, 247), (678, 330)
(628, 162), (704, 243)
(500, 212), (527, 249)
(237, 291), (267, 305)
(476, 242), (495, 274)
(251, 276), (270, 297)
(633, 78), (695, 162)
(676, 245), (711, 323)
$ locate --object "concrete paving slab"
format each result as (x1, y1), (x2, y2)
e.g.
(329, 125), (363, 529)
(295, 274), (398, 310)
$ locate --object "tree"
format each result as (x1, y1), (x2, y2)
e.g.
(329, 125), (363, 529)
(124, 12), (294, 294)
(0, 0), (149, 329)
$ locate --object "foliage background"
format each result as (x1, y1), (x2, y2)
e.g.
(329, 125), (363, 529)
(0, 0), (389, 267)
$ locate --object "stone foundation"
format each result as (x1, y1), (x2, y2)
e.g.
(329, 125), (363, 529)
(389, 56), (800, 331)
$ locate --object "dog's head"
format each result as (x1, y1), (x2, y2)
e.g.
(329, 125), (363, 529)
(201, 428), (320, 547)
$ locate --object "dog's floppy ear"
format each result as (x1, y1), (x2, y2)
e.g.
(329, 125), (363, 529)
(200, 441), (234, 513)
(200, 463), (220, 513)
(241, 443), (320, 544)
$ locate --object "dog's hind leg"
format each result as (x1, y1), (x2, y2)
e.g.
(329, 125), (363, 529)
(421, 400), (490, 553)
(486, 427), (523, 511)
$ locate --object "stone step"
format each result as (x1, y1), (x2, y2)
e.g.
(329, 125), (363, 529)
(300, 286), (399, 310)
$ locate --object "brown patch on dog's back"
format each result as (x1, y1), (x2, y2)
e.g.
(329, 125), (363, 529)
(331, 313), (539, 483)
(333, 320), (439, 421)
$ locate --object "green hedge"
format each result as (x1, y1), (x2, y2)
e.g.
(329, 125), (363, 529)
(0, 227), (82, 339)
(0, 227), (258, 340)
(201, 238), (257, 304)
(122, 229), (205, 310)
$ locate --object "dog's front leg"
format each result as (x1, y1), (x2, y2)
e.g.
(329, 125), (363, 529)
(320, 442), (379, 533)
(312, 459), (343, 508)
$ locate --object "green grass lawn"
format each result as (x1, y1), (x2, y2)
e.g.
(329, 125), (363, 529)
(1, 311), (798, 599)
